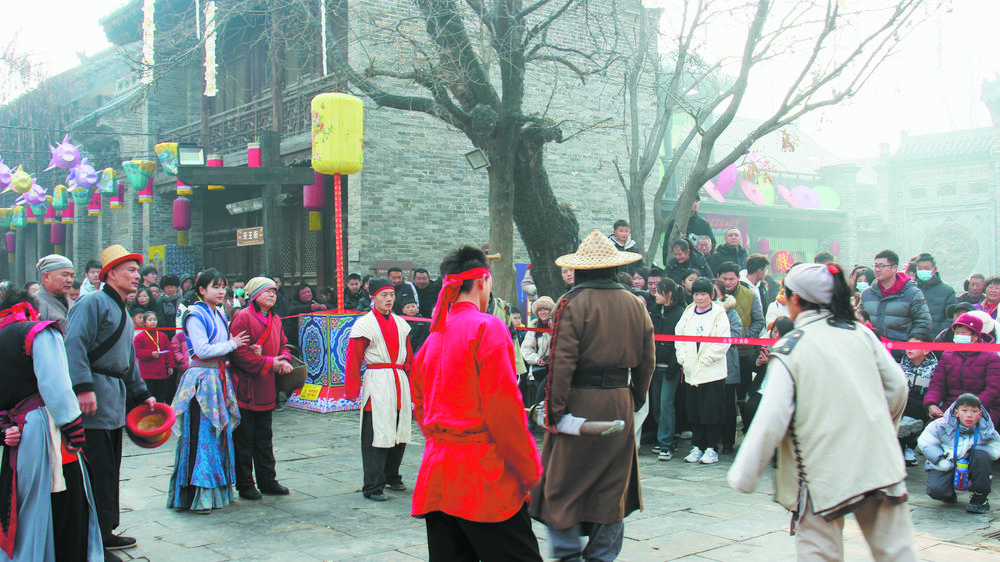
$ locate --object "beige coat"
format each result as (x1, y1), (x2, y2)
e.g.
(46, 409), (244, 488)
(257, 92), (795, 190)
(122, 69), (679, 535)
(529, 281), (655, 528)
(675, 301), (731, 386)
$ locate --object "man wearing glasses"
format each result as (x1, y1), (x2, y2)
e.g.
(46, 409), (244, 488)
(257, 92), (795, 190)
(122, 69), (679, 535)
(860, 250), (933, 358)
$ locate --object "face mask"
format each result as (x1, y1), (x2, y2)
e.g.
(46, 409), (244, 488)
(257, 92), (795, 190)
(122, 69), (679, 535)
(916, 270), (933, 282)
(855, 281), (870, 292)
(954, 334), (973, 344)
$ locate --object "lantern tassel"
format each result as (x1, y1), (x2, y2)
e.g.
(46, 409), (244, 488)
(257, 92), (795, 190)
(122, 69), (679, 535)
(309, 211), (321, 231)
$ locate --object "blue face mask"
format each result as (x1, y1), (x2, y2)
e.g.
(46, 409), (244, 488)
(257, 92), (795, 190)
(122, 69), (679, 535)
(916, 270), (933, 282)
(954, 334), (973, 344)
(855, 281), (870, 293)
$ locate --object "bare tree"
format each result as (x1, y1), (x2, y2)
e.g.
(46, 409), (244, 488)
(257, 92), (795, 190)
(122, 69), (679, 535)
(327, 0), (630, 299)
(618, 0), (938, 265)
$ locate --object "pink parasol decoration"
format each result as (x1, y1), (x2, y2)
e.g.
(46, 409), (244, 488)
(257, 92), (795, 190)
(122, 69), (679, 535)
(791, 185), (821, 209)
(716, 163), (738, 195)
(778, 184), (800, 208)
(702, 180), (725, 203)
(740, 179), (766, 205)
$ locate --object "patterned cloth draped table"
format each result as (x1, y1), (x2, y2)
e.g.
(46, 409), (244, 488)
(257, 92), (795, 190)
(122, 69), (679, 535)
(285, 312), (363, 413)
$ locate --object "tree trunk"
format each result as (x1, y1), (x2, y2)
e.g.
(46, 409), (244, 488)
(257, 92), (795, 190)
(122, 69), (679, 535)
(486, 134), (516, 303)
(513, 125), (580, 299)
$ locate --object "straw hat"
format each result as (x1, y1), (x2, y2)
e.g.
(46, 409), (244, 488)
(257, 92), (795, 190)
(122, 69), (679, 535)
(555, 230), (642, 270)
(99, 244), (143, 281)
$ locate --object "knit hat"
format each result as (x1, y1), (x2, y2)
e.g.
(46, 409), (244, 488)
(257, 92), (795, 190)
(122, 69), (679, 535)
(532, 296), (556, 315)
(99, 245), (143, 281)
(368, 278), (394, 297)
(952, 313), (984, 339)
(36, 254), (73, 274)
(245, 276), (277, 303)
(397, 295), (416, 308)
(555, 230), (642, 270)
(784, 263), (836, 305)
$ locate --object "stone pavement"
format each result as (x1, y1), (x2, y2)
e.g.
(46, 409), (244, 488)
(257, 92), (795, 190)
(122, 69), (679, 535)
(114, 409), (1000, 561)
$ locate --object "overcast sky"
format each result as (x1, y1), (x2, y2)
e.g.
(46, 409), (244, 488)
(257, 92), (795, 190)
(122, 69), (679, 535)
(6, 0), (1000, 162)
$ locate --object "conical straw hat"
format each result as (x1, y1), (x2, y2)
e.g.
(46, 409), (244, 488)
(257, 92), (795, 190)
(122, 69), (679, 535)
(555, 230), (642, 270)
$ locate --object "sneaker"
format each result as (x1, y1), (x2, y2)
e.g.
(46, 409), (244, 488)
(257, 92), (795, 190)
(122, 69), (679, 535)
(652, 445), (662, 453)
(684, 447), (703, 463)
(903, 447), (917, 466)
(679, 431), (693, 440)
(387, 482), (407, 491)
(658, 449), (673, 461)
(103, 535), (137, 550)
(365, 492), (388, 502)
(700, 448), (720, 464)
(897, 416), (924, 439)
(238, 487), (263, 500)
(968, 494), (990, 514)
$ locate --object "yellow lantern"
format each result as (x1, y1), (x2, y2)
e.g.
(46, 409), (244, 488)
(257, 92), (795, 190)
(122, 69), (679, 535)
(311, 93), (363, 175)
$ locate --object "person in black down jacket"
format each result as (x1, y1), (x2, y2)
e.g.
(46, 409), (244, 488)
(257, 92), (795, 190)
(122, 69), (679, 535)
(650, 278), (686, 461)
(913, 253), (957, 336)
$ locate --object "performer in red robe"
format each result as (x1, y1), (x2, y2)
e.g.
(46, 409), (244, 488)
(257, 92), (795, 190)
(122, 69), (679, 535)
(410, 246), (543, 562)
(345, 279), (413, 502)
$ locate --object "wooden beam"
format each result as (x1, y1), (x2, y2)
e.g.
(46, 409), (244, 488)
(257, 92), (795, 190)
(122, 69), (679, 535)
(176, 166), (315, 186)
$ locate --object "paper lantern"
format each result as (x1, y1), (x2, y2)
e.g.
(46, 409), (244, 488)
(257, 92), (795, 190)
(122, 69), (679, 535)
(43, 202), (57, 225)
(154, 142), (179, 175)
(25, 204), (39, 224)
(310, 93), (364, 175)
(0, 159), (12, 189)
(206, 154), (224, 190)
(10, 165), (32, 194)
(173, 196), (191, 231)
(758, 238), (770, 254)
(88, 193), (103, 217)
(122, 159), (156, 191)
(45, 135), (81, 171)
(11, 206), (26, 230)
(0, 209), (9, 230)
(5, 231), (14, 263)
(50, 223), (65, 246)
(96, 168), (116, 194)
(138, 177), (153, 204)
(247, 143), (261, 167)
(68, 159), (99, 190)
(304, 172), (325, 231)
(176, 179), (193, 196)
(61, 202), (75, 225)
(110, 180), (125, 209)
(52, 184), (69, 211)
(830, 240), (841, 255)
(23, 182), (47, 206)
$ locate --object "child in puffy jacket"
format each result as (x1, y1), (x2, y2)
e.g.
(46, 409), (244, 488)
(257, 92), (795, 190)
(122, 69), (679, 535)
(918, 393), (1000, 514)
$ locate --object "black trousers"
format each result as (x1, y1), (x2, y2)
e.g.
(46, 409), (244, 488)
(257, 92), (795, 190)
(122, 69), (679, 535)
(360, 410), (405, 496)
(927, 449), (993, 500)
(721, 383), (739, 449)
(83, 427), (123, 537)
(232, 408), (278, 491)
(425, 503), (542, 562)
(144, 377), (174, 405)
(50, 459), (92, 561)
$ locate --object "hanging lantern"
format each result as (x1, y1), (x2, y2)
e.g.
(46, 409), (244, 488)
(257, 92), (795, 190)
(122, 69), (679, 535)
(10, 165), (33, 194)
(176, 178), (193, 196)
(0, 209), (10, 230)
(96, 167), (116, 194)
(61, 202), (75, 225)
(310, 93), (364, 175)
(52, 184), (69, 211)
(207, 154), (224, 190)
(122, 159), (156, 191)
(110, 180), (124, 209)
(50, 223), (65, 247)
(0, 159), (13, 190)
(138, 177), (154, 204)
(88, 193), (103, 217)
(5, 231), (14, 264)
(303, 172), (325, 231)
(11, 206), (26, 230)
(70, 180), (91, 205)
(154, 142), (179, 175)
(758, 238), (770, 255)
(173, 196), (191, 245)
(25, 204), (39, 224)
(43, 202), (57, 225)
(247, 143), (261, 167)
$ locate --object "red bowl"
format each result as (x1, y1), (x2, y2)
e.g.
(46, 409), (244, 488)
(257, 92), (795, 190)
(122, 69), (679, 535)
(126, 402), (176, 448)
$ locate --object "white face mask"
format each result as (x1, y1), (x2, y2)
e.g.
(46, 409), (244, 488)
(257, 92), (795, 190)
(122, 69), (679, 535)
(855, 281), (870, 293)
(954, 334), (973, 344)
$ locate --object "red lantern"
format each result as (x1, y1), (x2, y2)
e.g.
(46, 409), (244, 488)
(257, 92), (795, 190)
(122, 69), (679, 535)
(61, 202), (75, 225)
(88, 193), (102, 217)
(304, 172), (325, 231)
(5, 231), (15, 264)
(50, 224), (65, 246)
(176, 178), (193, 196)
(43, 205), (57, 225)
(138, 177), (153, 204)
(173, 196), (191, 245)
(25, 205), (38, 224)
(758, 238), (770, 254)
(110, 180), (125, 209)
(207, 154), (224, 190)
(247, 143), (261, 167)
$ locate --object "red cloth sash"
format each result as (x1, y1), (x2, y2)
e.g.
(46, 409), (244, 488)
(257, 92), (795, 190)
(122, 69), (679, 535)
(0, 393), (45, 558)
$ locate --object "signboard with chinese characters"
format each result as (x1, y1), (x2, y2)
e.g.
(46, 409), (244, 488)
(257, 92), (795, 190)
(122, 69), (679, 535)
(236, 226), (263, 247)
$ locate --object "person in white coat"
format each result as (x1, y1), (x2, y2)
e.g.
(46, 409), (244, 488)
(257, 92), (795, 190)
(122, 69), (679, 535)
(675, 278), (731, 465)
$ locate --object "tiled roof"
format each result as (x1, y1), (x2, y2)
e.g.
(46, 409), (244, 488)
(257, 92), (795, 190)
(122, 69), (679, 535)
(892, 127), (997, 161)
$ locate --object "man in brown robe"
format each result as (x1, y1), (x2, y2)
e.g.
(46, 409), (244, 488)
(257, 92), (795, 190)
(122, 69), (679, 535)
(530, 229), (655, 562)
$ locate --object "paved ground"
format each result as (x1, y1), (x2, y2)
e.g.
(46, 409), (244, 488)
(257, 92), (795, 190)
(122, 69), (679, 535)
(114, 408), (1000, 561)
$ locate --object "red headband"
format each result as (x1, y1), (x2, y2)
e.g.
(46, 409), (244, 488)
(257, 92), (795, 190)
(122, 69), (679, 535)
(430, 267), (490, 333)
(0, 302), (38, 330)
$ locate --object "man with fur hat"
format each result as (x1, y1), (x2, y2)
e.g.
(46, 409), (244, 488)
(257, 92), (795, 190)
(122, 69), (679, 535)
(64, 245), (155, 560)
(410, 246), (543, 561)
(729, 262), (916, 561)
(344, 278), (413, 501)
(34, 253), (75, 332)
(530, 230), (655, 562)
